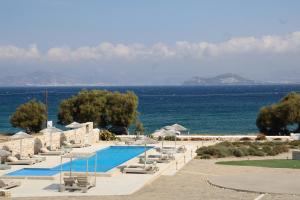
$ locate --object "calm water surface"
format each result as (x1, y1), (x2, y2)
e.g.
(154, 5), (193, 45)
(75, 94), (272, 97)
(0, 85), (300, 134)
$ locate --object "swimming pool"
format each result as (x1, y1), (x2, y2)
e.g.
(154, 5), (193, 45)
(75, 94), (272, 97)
(6, 146), (152, 176)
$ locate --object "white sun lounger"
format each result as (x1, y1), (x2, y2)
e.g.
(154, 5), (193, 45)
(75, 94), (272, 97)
(5, 156), (35, 165)
(39, 148), (65, 156)
(122, 164), (158, 174)
(21, 155), (46, 163)
(63, 141), (84, 148)
(139, 154), (174, 163)
(0, 179), (20, 189)
(60, 176), (94, 193)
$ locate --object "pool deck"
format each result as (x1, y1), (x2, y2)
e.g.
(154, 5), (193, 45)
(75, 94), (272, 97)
(1, 141), (215, 198)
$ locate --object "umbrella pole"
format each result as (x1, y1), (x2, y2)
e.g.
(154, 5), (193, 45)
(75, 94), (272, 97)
(70, 158), (72, 177)
(60, 156), (62, 190)
(50, 132), (52, 150)
(86, 157), (89, 177)
(161, 139), (164, 156)
(94, 153), (97, 186)
(20, 139), (22, 158)
(144, 144), (147, 167)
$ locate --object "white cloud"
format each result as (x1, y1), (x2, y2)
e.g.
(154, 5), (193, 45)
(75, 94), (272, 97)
(0, 31), (300, 62)
(0, 44), (40, 60)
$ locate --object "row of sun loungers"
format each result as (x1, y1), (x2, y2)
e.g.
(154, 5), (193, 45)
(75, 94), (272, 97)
(63, 141), (85, 148)
(156, 145), (187, 154)
(39, 147), (71, 156)
(122, 163), (159, 174)
(5, 156), (36, 165)
(139, 154), (175, 164)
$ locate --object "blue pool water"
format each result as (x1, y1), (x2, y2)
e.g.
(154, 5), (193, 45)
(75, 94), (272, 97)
(6, 146), (152, 176)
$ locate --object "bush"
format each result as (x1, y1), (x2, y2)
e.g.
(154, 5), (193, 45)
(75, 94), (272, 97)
(164, 136), (176, 141)
(240, 137), (252, 141)
(256, 134), (267, 141)
(196, 140), (295, 159)
(200, 154), (211, 159)
(233, 149), (244, 157)
(289, 140), (300, 147)
(99, 130), (116, 141)
(262, 146), (272, 155)
(273, 145), (289, 154)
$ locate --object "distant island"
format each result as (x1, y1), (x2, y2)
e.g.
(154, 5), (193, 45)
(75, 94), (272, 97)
(182, 73), (261, 86)
(0, 71), (107, 87)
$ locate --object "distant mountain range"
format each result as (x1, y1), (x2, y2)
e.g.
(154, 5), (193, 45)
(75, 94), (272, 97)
(0, 71), (106, 86)
(182, 73), (260, 86)
(0, 71), (298, 86)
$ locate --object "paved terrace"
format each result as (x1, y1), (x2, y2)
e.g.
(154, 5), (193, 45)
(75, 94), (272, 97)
(3, 141), (213, 198)
(12, 153), (300, 200)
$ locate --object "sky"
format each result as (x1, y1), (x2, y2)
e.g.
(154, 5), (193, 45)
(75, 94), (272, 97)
(0, 0), (300, 85)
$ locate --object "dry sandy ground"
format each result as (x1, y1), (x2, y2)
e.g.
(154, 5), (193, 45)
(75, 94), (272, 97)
(12, 158), (300, 200)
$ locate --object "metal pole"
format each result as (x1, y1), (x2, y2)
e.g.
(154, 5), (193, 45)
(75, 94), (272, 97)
(60, 156), (62, 189)
(94, 153), (97, 186)
(70, 158), (72, 177)
(20, 139), (22, 158)
(44, 88), (48, 128)
(144, 144), (147, 167)
(86, 157), (89, 177)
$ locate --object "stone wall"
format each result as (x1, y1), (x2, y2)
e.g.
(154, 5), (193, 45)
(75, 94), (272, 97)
(0, 122), (99, 157)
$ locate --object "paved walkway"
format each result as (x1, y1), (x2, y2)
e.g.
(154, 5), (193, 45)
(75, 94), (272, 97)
(209, 172), (300, 195)
(13, 158), (300, 200)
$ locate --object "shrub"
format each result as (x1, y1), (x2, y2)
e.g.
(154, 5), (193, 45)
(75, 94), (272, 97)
(256, 134), (267, 141)
(289, 140), (300, 147)
(239, 137), (252, 141)
(273, 145), (289, 154)
(233, 149), (244, 157)
(99, 130), (116, 141)
(273, 138), (282, 141)
(200, 154), (211, 159)
(262, 146), (272, 155)
(247, 147), (264, 156)
(164, 136), (176, 141)
(196, 140), (294, 159)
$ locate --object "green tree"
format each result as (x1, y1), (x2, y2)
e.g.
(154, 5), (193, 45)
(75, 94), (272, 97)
(256, 92), (300, 135)
(106, 91), (138, 127)
(10, 100), (47, 133)
(135, 120), (145, 135)
(58, 90), (139, 134)
(58, 90), (108, 127)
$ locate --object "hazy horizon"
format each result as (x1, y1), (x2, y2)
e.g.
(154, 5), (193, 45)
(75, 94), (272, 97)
(1, 0), (300, 85)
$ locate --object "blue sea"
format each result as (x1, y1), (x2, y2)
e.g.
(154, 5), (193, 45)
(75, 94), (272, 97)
(0, 85), (300, 135)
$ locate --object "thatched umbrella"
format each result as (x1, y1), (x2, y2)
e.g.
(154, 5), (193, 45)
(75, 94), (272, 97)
(0, 149), (11, 157)
(10, 131), (33, 158)
(133, 136), (157, 166)
(65, 122), (82, 129)
(152, 129), (179, 150)
(40, 127), (63, 150)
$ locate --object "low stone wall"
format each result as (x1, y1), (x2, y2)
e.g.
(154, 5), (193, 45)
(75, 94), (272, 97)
(0, 138), (34, 157)
(0, 122), (100, 157)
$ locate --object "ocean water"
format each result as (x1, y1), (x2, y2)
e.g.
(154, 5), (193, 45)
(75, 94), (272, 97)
(0, 85), (300, 135)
